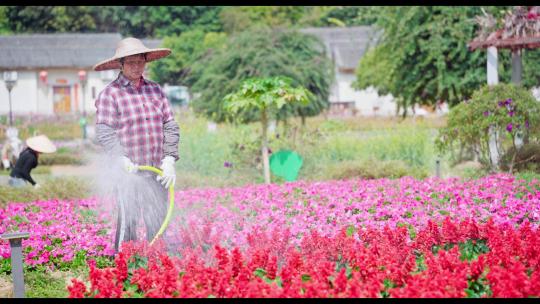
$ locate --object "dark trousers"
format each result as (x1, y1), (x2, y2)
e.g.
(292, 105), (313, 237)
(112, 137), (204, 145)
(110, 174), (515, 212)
(114, 173), (168, 252)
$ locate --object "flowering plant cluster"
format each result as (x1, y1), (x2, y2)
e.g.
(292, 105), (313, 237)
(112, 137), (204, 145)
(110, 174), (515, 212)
(68, 218), (540, 298)
(0, 198), (115, 268)
(436, 83), (540, 170)
(2, 173), (540, 297)
(2, 173), (539, 270)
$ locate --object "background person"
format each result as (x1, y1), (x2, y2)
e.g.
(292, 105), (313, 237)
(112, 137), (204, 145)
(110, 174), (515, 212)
(9, 134), (56, 188)
(1, 127), (22, 170)
(93, 37), (180, 252)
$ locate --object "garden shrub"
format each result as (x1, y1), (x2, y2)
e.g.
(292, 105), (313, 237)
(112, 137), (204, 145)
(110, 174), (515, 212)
(327, 159), (428, 180)
(39, 153), (84, 166)
(499, 143), (540, 173)
(436, 83), (540, 172)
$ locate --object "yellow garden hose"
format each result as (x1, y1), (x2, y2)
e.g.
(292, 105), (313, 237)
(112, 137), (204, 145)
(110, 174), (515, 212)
(137, 165), (175, 245)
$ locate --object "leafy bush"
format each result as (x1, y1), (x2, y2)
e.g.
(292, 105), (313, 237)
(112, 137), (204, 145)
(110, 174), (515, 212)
(326, 159), (428, 180)
(38, 153), (84, 166)
(499, 143), (540, 173)
(436, 83), (540, 171)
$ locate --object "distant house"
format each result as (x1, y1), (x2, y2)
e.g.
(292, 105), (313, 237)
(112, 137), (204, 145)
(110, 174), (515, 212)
(299, 26), (396, 116)
(0, 29), (398, 118)
(0, 33), (158, 117)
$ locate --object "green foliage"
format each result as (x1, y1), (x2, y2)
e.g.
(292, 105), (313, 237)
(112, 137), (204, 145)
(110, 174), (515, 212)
(326, 159), (428, 180)
(224, 76), (311, 121)
(353, 45), (396, 98)
(5, 6), (97, 33)
(353, 6), (533, 114)
(500, 143), (540, 173)
(0, 177), (89, 207)
(38, 153), (84, 166)
(314, 127), (434, 168)
(24, 269), (70, 298)
(148, 29), (227, 86)
(190, 27), (333, 123)
(176, 114), (233, 176)
(436, 83), (540, 171)
(465, 276), (491, 298)
(3, 6), (386, 38)
(3, 6), (223, 37)
(219, 6), (306, 33)
(0, 7), (11, 34)
(459, 239), (490, 261)
(90, 6), (223, 38)
(224, 76), (311, 183)
(514, 171), (540, 184)
(303, 6), (381, 27)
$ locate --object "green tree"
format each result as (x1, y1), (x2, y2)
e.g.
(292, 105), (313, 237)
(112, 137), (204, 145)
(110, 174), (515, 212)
(224, 76), (311, 184)
(189, 27), (334, 124)
(0, 7), (11, 34)
(148, 30), (227, 86)
(353, 6), (526, 116)
(93, 6), (223, 38)
(219, 6), (307, 33)
(5, 6), (97, 33)
(4, 6), (224, 37)
(299, 6), (381, 27)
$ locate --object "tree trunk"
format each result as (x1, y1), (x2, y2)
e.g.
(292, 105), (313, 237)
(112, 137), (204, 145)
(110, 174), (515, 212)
(261, 109), (271, 184)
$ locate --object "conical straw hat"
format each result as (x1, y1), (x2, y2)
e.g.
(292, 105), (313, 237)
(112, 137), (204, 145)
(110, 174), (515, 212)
(93, 37), (171, 71)
(26, 135), (57, 153)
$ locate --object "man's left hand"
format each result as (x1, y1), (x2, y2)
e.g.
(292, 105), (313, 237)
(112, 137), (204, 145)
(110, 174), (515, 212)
(157, 156), (176, 188)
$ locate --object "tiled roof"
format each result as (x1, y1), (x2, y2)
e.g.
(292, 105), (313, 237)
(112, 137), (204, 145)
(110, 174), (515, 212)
(0, 28), (376, 71)
(0, 33), (122, 69)
(299, 26), (380, 70)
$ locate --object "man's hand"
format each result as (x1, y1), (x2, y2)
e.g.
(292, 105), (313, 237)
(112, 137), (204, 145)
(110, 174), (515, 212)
(122, 156), (138, 174)
(34, 183), (41, 189)
(157, 156), (176, 188)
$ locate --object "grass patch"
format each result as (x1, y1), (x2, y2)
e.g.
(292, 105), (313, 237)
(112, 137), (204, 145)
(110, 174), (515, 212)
(0, 177), (90, 207)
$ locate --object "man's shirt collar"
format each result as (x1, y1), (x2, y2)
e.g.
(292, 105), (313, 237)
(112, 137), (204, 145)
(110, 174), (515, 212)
(116, 72), (148, 87)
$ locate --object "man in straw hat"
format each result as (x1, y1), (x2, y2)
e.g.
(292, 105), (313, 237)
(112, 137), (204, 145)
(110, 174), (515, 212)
(93, 37), (180, 252)
(9, 134), (57, 188)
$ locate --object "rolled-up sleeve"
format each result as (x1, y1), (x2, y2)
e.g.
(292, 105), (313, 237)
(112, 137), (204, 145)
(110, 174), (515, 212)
(160, 89), (174, 123)
(163, 120), (180, 161)
(159, 88), (179, 161)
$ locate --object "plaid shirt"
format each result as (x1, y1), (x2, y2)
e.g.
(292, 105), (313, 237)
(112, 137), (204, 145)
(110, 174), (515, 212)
(95, 73), (175, 167)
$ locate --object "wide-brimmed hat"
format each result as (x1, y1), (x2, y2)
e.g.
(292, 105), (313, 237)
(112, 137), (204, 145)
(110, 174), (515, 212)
(26, 135), (57, 153)
(93, 37), (171, 71)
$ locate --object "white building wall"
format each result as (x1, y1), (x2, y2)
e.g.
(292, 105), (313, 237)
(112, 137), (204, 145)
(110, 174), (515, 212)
(0, 71), (37, 116)
(331, 71), (397, 116)
(0, 69), (112, 117)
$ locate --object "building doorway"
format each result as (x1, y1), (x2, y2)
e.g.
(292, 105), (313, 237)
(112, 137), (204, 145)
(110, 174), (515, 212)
(53, 86), (71, 114)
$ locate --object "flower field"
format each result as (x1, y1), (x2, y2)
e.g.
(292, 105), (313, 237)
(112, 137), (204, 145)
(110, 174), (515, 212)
(1, 173), (540, 297)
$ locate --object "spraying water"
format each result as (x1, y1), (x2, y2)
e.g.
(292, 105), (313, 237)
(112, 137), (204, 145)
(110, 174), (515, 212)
(84, 147), (290, 266)
(87, 150), (170, 251)
(85, 148), (217, 258)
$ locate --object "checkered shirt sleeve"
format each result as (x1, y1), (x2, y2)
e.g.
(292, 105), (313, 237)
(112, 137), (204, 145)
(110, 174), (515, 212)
(95, 88), (119, 128)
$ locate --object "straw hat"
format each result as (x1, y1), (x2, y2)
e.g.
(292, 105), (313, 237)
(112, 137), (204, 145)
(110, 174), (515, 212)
(26, 135), (57, 153)
(93, 37), (171, 71)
